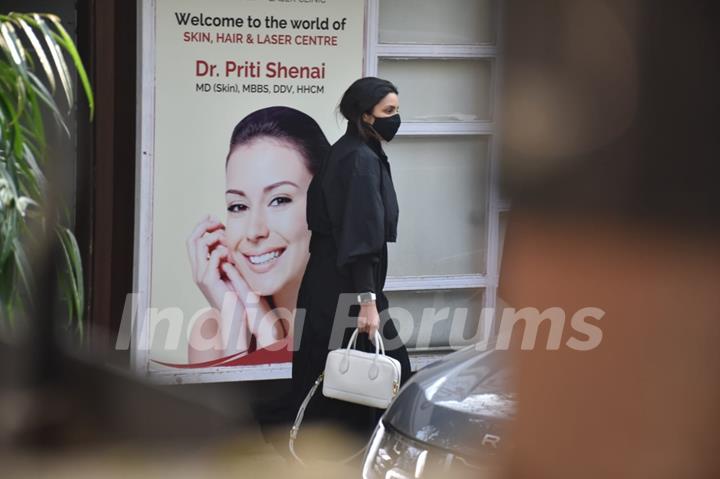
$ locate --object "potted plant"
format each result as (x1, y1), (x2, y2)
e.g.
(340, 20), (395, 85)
(0, 12), (93, 340)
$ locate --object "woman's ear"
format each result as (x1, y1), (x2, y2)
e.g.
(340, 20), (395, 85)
(362, 112), (374, 125)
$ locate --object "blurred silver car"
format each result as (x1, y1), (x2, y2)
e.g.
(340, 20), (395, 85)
(362, 346), (515, 478)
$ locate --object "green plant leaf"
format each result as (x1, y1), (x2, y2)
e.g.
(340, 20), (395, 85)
(12, 237), (31, 298)
(32, 14), (72, 108)
(0, 211), (16, 267)
(0, 22), (24, 67)
(0, 253), (17, 325)
(16, 16), (55, 92)
(25, 79), (45, 152)
(46, 15), (94, 119)
(57, 226), (84, 332)
(20, 143), (45, 194)
(26, 70), (68, 135)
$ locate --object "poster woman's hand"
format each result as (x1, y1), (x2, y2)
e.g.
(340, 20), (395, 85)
(187, 215), (287, 353)
(187, 215), (250, 356)
(222, 263), (288, 350)
(187, 216), (233, 310)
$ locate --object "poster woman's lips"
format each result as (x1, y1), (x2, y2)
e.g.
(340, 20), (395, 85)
(243, 247), (285, 272)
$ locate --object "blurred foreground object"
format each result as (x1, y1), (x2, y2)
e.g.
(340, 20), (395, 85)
(0, 342), (364, 478)
(499, 0), (719, 478)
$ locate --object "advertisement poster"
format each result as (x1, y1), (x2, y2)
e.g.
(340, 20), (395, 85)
(143, 0), (364, 381)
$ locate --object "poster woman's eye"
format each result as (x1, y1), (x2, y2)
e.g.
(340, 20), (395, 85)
(227, 203), (248, 213)
(269, 196), (292, 207)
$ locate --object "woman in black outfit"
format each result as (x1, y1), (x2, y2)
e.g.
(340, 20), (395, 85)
(291, 77), (412, 458)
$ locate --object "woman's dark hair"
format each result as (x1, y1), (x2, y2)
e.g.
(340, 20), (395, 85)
(227, 106), (330, 175)
(339, 77), (399, 140)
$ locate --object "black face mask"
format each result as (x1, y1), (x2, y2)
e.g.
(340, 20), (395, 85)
(370, 114), (401, 142)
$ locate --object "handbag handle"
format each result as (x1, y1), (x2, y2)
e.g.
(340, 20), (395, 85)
(342, 329), (386, 377)
(346, 328), (386, 356)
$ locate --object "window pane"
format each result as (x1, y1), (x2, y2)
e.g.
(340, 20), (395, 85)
(379, 59), (493, 122)
(379, 0), (497, 45)
(386, 136), (490, 276)
(386, 289), (486, 349)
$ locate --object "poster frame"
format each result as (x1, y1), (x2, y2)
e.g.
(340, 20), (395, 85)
(133, 0), (371, 384)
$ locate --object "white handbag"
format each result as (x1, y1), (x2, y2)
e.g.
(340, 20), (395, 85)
(323, 328), (401, 408)
(289, 329), (402, 464)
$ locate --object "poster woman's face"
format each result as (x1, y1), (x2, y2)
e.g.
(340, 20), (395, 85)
(225, 137), (313, 296)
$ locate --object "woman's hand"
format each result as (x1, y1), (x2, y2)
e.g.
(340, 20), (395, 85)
(187, 215), (250, 357)
(187, 215), (288, 353)
(187, 215), (233, 310)
(221, 263), (288, 350)
(358, 301), (380, 340)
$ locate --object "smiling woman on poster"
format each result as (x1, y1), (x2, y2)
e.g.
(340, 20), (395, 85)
(185, 107), (330, 365)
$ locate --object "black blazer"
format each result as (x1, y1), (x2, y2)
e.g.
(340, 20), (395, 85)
(306, 126), (399, 293)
